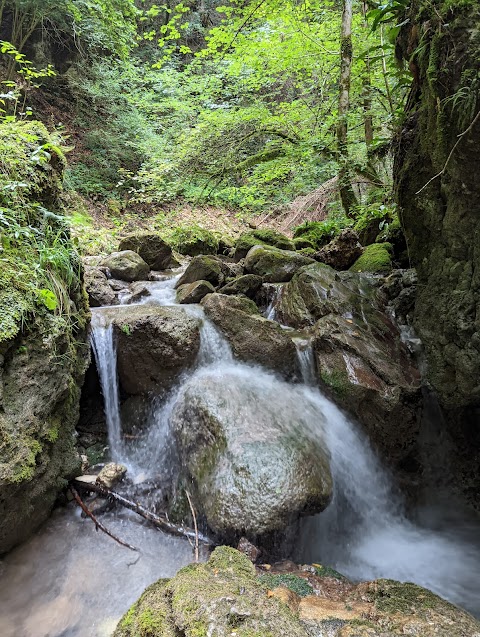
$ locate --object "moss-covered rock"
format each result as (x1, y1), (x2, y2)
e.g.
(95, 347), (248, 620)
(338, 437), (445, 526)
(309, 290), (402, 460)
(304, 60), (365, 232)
(118, 233), (175, 270)
(175, 255), (226, 288)
(115, 549), (480, 637)
(292, 220), (340, 249)
(350, 242), (393, 274)
(101, 250), (150, 282)
(202, 293), (296, 376)
(244, 245), (315, 283)
(234, 229), (295, 260)
(176, 280), (215, 304)
(114, 547), (309, 637)
(164, 225), (219, 256)
(314, 228), (363, 270)
(218, 274), (263, 299)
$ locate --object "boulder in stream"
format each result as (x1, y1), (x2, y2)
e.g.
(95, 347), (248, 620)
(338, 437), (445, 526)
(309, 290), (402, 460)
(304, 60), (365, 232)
(171, 369), (333, 538)
(112, 306), (201, 394)
(218, 273), (263, 299)
(175, 254), (227, 288)
(244, 244), (315, 282)
(101, 250), (150, 282)
(118, 233), (174, 270)
(176, 279), (215, 304)
(202, 293), (296, 376)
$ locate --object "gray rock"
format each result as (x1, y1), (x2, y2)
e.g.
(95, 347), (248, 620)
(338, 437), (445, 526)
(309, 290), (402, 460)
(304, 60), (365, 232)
(202, 293), (296, 376)
(96, 462), (127, 488)
(175, 255), (226, 288)
(84, 266), (117, 307)
(219, 274), (263, 299)
(244, 245), (315, 283)
(118, 233), (174, 270)
(101, 250), (150, 282)
(176, 280), (215, 304)
(171, 369), (332, 536)
(113, 306), (201, 394)
(314, 228), (363, 270)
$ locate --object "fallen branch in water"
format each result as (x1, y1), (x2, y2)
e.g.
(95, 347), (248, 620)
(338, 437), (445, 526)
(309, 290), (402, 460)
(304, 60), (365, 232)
(71, 479), (215, 547)
(69, 485), (138, 552)
(185, 489), (199, 562)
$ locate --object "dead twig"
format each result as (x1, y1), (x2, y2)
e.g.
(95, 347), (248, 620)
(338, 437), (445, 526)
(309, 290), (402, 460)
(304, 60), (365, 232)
(185, 490), (199, 562)
(72, 479), (215, 547)
(69, 486), (138, 552)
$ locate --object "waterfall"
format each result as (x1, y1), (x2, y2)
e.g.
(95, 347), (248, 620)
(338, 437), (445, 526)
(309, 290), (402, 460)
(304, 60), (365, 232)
(90, 310), (123, 460)
(89, 271), (480, 616)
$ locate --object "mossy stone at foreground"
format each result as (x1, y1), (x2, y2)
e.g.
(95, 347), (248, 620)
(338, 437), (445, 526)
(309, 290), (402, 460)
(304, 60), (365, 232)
(115, 548), (480, 637)
(350, 242), (392, 274)
(114, 547), (308, 637)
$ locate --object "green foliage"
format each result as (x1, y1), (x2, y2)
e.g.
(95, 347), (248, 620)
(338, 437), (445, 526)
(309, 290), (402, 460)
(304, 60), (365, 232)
(292, 220), (344, 249)
(0, 119), (81, 343)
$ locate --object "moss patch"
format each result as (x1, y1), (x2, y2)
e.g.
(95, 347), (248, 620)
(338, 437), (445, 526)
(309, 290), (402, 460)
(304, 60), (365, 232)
(349, 243), (392, 274)
(259, 574), (313, 597)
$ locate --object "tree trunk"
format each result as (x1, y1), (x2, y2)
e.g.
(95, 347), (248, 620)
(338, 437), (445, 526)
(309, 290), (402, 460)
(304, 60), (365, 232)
(337, 0), (358, 216)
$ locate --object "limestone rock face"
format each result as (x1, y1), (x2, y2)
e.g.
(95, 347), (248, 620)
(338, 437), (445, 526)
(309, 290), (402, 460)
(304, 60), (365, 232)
(244, 245), (315, 283)
(202, 293), (296, 376)
(314, 228), (363, 270)
(101, 251), (150, 282)
(0, 315), (89, 554)
(114, 548), (480, 637)
(118, 233), (174, 270)
(171, 372), (332, 536)
(113, 306), (200, 394)
(176, 280), (215, 304)
(84, 266), (117, 307)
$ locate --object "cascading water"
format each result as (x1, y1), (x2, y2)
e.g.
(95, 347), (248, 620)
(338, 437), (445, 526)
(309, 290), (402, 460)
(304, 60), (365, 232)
(90, 310), (123, 460)
(2, 265), (480, 637)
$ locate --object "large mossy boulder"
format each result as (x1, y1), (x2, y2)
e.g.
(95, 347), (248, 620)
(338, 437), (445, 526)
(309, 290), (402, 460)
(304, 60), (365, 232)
(171, 370), (332, 537)
(350, 242), (393, 274)
(275, 262), (377, 328)
(112, 306), (200, 395)
(314, 228), (363, 270)
(244, 245), (315, 283)
(165, 225), (219, 256)
(175, 255), (226, 288)
(118, 233), (174, 271)
(101, 250), (150, 282)
(115, 547), (480, 637)
(202, 293), (296, 376)
(234, 229), (295, 260)
(84, 266), (117, 307)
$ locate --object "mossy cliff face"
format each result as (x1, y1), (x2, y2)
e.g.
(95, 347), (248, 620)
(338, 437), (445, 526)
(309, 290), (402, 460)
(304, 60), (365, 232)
(394, 0), (480, 503)
(0, 120), (90, 553)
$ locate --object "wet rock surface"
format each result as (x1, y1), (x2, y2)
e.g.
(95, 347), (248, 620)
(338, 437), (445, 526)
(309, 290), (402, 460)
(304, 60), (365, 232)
(118, 233), (174, 270)
(171, 370), (333, 538)
(202, 293), (296, 376)
(244, 244), (315, 282)
(114, 547), (480, 637)
(101, 250), (150, 282)
(314, 228), (363, 270)
(112, 306), (201, 394)
(175, 254), (227, 288)
(176, 279), (215, 304)
(218, 273), (263, 298)
(84, 266), (118, 307)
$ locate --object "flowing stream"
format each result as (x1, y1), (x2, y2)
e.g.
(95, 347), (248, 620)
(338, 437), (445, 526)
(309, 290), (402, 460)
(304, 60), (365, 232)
(1, 267), (480, 636)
